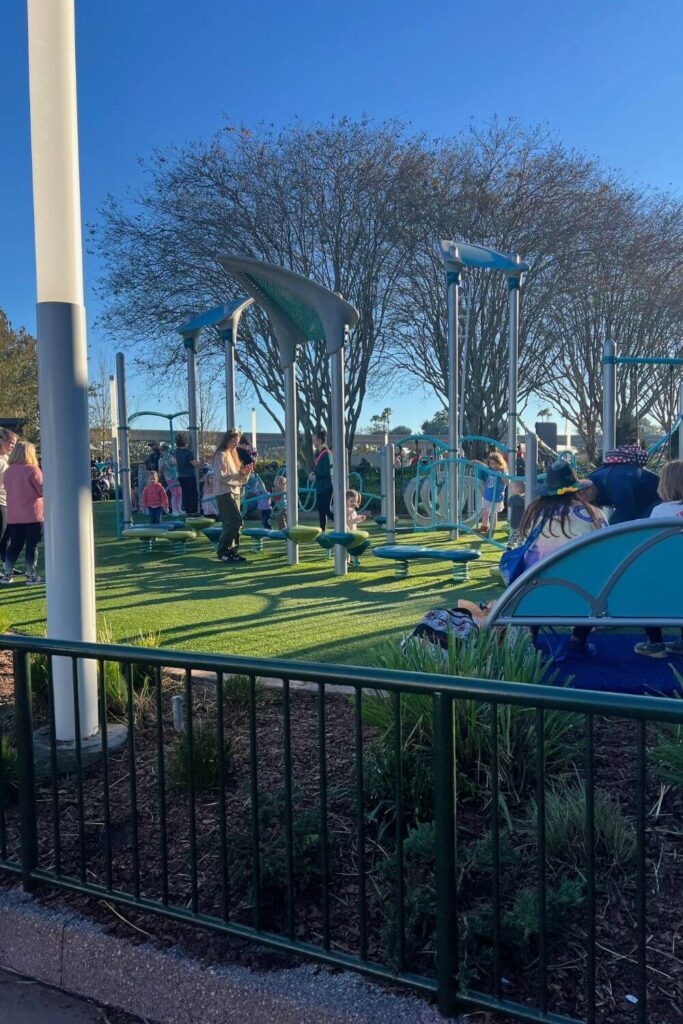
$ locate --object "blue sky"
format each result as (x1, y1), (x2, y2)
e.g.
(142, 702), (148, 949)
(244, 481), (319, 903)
(2, 0), (683, 434)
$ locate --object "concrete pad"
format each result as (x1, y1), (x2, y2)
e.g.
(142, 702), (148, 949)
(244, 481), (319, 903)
(0, 889), (72, 988)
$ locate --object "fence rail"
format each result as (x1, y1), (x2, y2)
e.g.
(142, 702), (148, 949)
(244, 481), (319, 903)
(0, 632), (681, 1024)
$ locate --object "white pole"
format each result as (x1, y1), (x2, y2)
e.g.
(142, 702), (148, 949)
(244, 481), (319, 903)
(222, 325), (236, 428)
(251, 407), (257, 450)
(678, 382), (683, 459)
(603, 340), (617, 454)
(185, 332), (200, 477)
(116, 353), (132, 529)
(446, 270), (460, 538)
(108, 374), (118, 466)
(381, 442), (396, 543)
(507, 259), (521, 467)
(283, 363), (299, 565)
(27, 0), (98, 740)
(330, 339), (348, 576)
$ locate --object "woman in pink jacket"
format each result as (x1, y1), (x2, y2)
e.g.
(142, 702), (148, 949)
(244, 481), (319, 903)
(1, 441), (44, 585)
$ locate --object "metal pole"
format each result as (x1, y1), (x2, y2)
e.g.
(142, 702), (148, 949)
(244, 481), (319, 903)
(251, 408), (257, 450)
(459, 278), (470, 440)
(507, 260), (521, 467)
(602, 340), (617, 455)
(108, 374), (118, 466)
(447, 270), (460, 539)
(116, 353), (132, 529)
(524, 432), (538, 508)
(28, 0), (98, 740)
(382, 442), (396, 543)
(185, 332), (200, 479)
(330, 340), (348, 575)
(283, 362), (299, 565)
(678, 382), (683, 459)
(221, 325), (236, 428)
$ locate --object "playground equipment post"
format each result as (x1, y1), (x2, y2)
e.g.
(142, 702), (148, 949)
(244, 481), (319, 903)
(27, 0), (98, 739)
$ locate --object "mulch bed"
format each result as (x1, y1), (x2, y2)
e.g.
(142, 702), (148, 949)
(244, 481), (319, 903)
(0, 648), (682, 1024)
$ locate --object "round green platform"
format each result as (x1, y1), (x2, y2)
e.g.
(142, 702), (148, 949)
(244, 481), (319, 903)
(373, 544), (481, 580)
(122, 527), (197, 553)
(185, 516), (215, 531)
(316, 530), (370, 566)
(284, 525), (322, 543)
(242, 527), (288, 551)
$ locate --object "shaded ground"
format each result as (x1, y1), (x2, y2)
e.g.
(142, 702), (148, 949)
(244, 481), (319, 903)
(0, 967), (145, 1023)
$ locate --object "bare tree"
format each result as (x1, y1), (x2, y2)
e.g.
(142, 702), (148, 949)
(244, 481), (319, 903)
(93, 118), (434, 461)
(88, 350), (113, 459)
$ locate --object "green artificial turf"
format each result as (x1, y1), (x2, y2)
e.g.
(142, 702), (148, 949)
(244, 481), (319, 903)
(1, 504), (506, 665)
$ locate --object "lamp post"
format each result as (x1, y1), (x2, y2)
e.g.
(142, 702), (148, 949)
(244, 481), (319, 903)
(27, 0), (98, 740)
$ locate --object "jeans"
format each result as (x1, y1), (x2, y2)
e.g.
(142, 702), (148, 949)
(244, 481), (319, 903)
(261, 509), (272, 529)
(179, 476), (198, 515)
(317, 488), (334, 531)
(4, 522), (42, 576)
(149, 506), (163, 524)
(216, 492), (243, 557)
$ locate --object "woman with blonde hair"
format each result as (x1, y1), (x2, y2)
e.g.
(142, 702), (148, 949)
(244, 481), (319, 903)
(1, 441), (44, 585)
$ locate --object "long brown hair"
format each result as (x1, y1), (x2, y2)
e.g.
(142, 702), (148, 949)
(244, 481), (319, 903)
(519, 491), (603, 539)
(215, 429), (240, 454)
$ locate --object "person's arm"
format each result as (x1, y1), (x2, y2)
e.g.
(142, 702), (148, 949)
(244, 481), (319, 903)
(161, 485), (169, 511)
(31, 467), (44, 497)
(141, 486), (149, 512)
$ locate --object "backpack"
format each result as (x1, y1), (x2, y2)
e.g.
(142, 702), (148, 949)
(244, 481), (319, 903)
(401, 607), (479, 653)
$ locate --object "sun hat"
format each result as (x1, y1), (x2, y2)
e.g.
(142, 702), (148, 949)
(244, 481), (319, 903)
(542, 461), (591, 497)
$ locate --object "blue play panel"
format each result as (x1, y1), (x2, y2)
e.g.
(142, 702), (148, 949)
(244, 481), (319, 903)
(534, 631), (683, 697)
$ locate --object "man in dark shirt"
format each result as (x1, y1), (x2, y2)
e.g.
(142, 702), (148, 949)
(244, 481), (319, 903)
(174, 433), (199, 515)
(586, 445), (660, 524)
(144, 442), (160, 472)
(312, 430), (334, 531)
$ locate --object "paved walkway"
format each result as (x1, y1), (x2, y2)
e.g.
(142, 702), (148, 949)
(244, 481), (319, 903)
(0, 968), (144, 1024)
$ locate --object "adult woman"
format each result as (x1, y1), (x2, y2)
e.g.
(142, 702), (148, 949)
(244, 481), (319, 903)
(586, 444), (660, 524)
(174, 433), (200, 516)
(518, 461), (607, 652)
(312, 430), (333, 532)
(0, 427), (17, 565)
(212, 429), (250, 563)
(1, 441), (44, 585)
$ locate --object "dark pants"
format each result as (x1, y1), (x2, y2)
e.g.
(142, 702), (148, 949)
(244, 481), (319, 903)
(216, 492), (243, 557)
(179, 476), (199, 515)
(149, 506), (163, 525)
(0, 505), (7, 562)
(646, 628), (683, 644)
(317, 488), (334, 531)
(261, 509), (272, 529)
(5, 522), (42, 574)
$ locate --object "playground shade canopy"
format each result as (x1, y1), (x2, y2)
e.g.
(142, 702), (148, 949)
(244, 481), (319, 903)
(440, 239), (531, 275)
(487, 518), (683, 628)
(177, 300), (254, 336)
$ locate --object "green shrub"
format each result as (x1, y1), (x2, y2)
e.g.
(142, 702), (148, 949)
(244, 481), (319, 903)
(223, 673), (264, 707)
(379, 821), (436, 967)
(170, 722), (232, 792)
(502, 877), (585, 946)
(519, 784), (635, 871)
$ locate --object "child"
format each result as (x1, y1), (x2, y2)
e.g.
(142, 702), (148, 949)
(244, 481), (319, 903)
(273, 467), (287, 529)
(141, 470), (169, 524)
(250, 475), (273, 529)
(474, 451), (507, 535)
(201, 470), (217, 518)
(506, 480), (525, 546)
(1, 441), (44, 585)
(635, 459), (683, 657)
(159, 443), (183, 515)
(345, 489), (367, 531)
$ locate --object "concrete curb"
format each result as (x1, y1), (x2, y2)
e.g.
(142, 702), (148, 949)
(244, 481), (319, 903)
(0, 887), (448, 1024)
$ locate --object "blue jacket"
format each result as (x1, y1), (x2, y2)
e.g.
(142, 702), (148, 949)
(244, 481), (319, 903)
(588, 464), (660, 524)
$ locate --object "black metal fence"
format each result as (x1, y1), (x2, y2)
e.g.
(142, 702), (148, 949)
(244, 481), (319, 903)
(1, 632), (682, 1024)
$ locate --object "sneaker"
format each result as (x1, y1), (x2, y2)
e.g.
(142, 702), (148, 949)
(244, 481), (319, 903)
(634, 641), (667, 659)
(665, 639), (683, 656)
(228, 552), (247, 562)
(26, 574), (44, 586)
(0, 574), (13, 585)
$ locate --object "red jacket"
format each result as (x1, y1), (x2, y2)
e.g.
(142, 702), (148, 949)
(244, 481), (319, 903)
(142, 481), (169, 511)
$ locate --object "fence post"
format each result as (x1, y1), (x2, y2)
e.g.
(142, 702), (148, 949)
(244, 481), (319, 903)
(13, 650), (38, 891)
(433, 693), (459, 1016)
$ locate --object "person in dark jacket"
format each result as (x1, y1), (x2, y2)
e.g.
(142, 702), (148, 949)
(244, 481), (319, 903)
(312, 430), (334, 531)
(174, 433), (200, 515)
(586, 445), (660, 524)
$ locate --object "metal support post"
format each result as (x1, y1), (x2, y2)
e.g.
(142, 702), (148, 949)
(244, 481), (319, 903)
(283, 362), (299, 565)
(330, 341), (348, 575)
(447, 270), (460, 540)
(222, 325), (236, 428)
(382, 442), (396, 543)
(524, 433), (538, 507)
(14, 651), (37, 891)
(507, 263), (521, 467)
(602, 340), (617, 455)
(184, 333), (200, 473)
(116, 353), (132, 529)
(678, 382), (683, 459)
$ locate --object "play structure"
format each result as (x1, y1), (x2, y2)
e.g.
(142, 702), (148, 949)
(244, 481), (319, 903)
(603, 340), (683, 460)
(374, 544), (481, 580)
